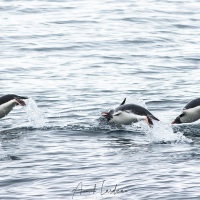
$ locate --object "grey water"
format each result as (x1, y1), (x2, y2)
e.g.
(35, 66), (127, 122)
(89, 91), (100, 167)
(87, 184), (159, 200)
(1, 0), (200, 199)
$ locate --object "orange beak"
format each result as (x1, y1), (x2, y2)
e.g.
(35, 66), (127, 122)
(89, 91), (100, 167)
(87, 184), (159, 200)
(101, 112), (108, 117)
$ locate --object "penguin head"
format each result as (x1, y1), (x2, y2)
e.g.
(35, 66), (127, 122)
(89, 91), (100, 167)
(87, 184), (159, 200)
(14, 97), (27, 106)
(0, 94), (28, 106)
(101, 109), (114, 122)
(172, 112), (185, 124)
(11, 95), (28, 106)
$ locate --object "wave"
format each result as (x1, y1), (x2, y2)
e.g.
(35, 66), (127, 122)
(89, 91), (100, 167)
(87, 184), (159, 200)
(0, 120), (199, 142)
(0, 98), (199, 143)
(0, 155), (21, 161)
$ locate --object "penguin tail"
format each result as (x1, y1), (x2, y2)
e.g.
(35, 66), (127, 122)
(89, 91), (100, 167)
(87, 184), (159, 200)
(149, 114), (159, 121)
(120, 98), (126, 106)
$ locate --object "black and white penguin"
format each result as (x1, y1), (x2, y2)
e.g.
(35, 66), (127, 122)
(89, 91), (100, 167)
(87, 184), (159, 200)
(0, 94), (28, 119)
(101, 98), (159, 127)
(172, 98), (200, 124)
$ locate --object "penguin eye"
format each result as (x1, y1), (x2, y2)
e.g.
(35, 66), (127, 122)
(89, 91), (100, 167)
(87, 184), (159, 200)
(180, 113), (185, 117)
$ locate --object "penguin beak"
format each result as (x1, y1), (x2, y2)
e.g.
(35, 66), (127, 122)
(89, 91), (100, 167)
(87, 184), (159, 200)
(101, 110), (114, 122)
(172, 121), (175, 124)
(101, 112), (113, 122)
(101, 112), (108, 117)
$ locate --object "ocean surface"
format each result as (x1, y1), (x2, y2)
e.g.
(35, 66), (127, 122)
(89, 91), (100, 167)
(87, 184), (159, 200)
(1, 0), (200, 199)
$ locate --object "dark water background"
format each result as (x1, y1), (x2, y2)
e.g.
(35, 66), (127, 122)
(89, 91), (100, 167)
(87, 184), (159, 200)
(1, 0), (200, 199)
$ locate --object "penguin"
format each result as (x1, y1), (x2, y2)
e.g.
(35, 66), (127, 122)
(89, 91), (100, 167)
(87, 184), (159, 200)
(172, 98), (200, 124)
(0, 94), (28, 119)
(101, 98), (159, 127)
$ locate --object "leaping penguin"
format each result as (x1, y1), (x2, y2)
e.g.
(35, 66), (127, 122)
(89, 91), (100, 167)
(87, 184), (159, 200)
(0, 94), (28, 119)
(101, 98), (159, 127)
(172, 98), (200, 124)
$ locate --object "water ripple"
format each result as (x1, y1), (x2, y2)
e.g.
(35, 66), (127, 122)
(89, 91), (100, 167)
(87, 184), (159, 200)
(1, 0), (200, 199)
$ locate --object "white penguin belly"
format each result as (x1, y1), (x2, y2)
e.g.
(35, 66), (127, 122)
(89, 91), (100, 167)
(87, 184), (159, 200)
(112, 111), (145, 125)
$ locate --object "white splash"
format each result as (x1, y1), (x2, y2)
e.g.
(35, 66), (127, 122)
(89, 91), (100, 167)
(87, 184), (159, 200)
(140, 121), (192, 144)
(125, 96), (192, 143)
(23, 97), (47, 128)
